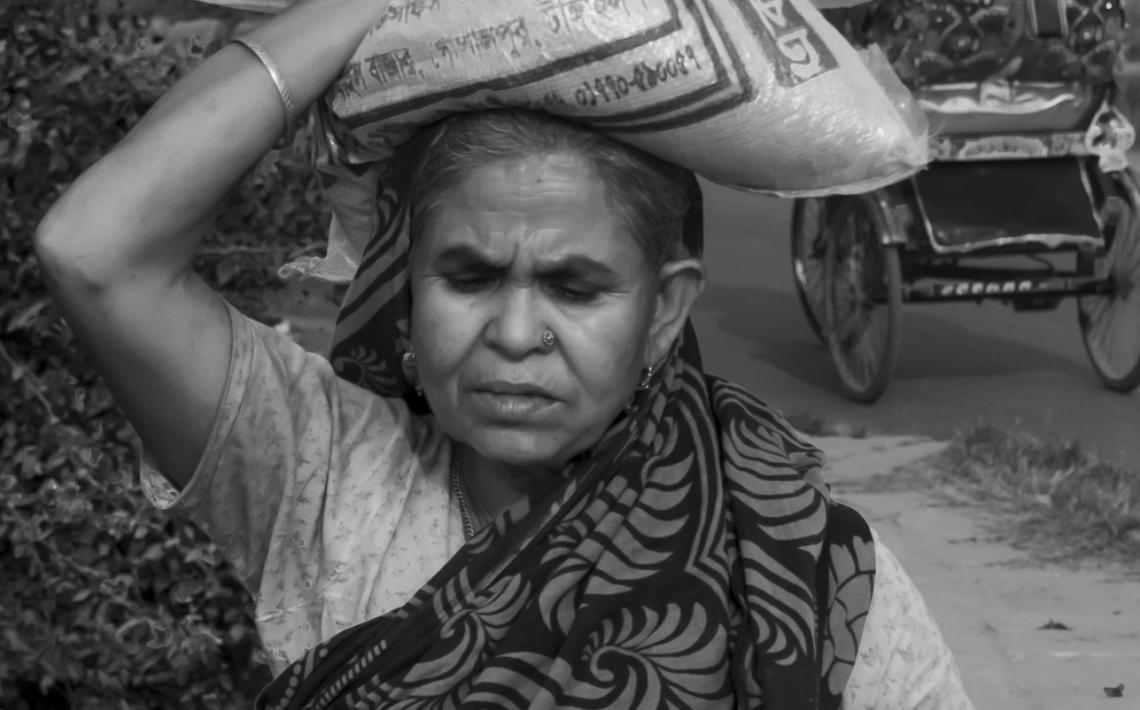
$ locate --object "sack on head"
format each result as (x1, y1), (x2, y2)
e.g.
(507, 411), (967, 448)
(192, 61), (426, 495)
(200, 0), (928, 281)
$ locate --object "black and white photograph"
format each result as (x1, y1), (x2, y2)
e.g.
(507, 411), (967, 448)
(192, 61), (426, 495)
(2, 0), (1138, 707)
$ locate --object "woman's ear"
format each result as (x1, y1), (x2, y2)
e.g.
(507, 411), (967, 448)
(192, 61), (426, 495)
(644, 258), (706, 367)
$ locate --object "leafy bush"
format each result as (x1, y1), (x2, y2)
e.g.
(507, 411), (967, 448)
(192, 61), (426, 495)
(1, 0), (328, 707)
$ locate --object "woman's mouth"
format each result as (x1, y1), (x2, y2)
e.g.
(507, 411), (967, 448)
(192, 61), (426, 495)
(468, 382), (559, 421)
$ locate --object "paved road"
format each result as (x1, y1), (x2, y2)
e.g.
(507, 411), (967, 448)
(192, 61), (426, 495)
(817, 436), (1140, 710)
(690, 178), (1140, 473)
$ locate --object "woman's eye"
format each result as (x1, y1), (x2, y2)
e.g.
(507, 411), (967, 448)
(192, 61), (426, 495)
(446, 276), (495, 293)
(551, 284), (600, 304)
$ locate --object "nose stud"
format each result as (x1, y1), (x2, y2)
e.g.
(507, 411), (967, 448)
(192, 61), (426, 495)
(541, 330), (556, 348)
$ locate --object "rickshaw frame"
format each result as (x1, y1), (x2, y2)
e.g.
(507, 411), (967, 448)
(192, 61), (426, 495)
(791, 93), (1140, 402)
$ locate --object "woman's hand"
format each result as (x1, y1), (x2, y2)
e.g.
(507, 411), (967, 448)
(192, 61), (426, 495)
(34, 0), (390, 490)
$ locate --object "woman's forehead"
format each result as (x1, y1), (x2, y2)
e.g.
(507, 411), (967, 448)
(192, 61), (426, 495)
(414, 156), (644, 268)
(453, 154), (601, 210)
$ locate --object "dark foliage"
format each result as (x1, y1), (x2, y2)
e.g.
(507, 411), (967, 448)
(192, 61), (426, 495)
(1, 0), (328, 707)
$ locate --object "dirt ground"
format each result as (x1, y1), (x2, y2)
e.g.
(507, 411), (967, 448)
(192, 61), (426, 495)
(815, 437), (1140, 710)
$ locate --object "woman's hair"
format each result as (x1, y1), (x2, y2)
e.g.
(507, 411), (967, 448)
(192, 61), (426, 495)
(408, 110), (698, 269)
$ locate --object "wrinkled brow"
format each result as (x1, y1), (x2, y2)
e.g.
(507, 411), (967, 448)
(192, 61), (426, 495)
(432, 245), (622, 280)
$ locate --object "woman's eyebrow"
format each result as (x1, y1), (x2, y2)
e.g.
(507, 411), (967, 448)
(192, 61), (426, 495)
(535, 255), (620, 281)
(434, 246), (620, 280)
(432, 245), (503, 269)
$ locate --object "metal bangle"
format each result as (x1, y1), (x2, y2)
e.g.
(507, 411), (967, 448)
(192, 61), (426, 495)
(231, 37), (297, 149)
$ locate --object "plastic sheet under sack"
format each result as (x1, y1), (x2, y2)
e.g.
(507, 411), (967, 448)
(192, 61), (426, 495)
(199, 0), (929, 282)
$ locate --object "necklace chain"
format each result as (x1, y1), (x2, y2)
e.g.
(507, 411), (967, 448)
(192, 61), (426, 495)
(451, 453), (475, 541)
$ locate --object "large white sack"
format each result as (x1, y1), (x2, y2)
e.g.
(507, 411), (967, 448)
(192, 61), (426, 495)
(199, 0), (928, 281)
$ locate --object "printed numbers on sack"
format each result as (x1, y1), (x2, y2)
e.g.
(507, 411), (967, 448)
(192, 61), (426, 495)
(575, 46), (702, 106)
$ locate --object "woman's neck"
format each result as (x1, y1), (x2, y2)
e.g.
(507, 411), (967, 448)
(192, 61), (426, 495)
(457, 445), (562, 528)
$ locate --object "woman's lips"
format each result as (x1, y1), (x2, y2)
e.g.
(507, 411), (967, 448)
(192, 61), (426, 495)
(468, 383), (559, 422)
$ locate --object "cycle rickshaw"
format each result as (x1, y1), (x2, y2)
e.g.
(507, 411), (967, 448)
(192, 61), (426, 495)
(792, 0), (1140, 402)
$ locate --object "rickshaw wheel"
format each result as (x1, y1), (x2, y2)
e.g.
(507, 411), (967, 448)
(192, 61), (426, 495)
(822, 195), (902, 404)
(1077, 169), (1140, 393)
(790, 198), (827, 344)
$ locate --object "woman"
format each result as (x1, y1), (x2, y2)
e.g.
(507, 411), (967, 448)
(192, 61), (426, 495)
(35, 0), (974, 707)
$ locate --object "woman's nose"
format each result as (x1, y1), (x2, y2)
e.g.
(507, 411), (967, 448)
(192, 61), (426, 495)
(485, 286), (545, 359)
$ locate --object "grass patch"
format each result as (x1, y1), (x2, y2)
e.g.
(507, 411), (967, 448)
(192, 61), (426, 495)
(930, 424), (1140, 568)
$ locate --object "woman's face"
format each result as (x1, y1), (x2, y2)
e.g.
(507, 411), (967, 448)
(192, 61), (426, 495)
(409, 154), (656, 471)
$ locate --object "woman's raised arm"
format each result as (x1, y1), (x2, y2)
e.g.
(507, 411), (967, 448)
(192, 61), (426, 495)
(34, 0), (389, 490)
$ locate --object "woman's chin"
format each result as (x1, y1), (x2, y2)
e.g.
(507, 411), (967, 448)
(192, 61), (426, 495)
(462, 428), (582, 472)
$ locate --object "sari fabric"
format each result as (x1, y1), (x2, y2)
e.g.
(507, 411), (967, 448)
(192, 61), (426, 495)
(256, 126), (876, 710)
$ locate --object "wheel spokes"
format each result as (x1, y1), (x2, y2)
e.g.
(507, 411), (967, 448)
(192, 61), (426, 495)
(1081, 176), (1140, 383)
(802, 258), (826, 314)
(1083, 291), (1140, 377)
(832, 215), (891, 388)
(793, 199), (830, 337)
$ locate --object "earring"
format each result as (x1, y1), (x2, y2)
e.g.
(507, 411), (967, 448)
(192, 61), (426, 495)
(401, 347), (416, 375)
(626, 365), (654, 412)
(402, 347), (423, 396)
(637, 365), (654, 392)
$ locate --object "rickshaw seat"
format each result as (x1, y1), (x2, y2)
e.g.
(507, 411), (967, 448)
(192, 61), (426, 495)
(913, 158), (1103, 252)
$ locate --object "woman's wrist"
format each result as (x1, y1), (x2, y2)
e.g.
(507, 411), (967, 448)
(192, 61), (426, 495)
(241, 0), (391, 125)
(229, 37), (299, 148)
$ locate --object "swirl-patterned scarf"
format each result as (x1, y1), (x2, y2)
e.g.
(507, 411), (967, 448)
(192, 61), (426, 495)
(256, 122), (876, 710)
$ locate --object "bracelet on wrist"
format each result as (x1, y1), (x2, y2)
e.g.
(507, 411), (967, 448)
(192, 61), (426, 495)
(231, 37), (298, 150)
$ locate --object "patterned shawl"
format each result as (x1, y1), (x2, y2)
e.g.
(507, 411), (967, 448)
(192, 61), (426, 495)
(256, 120), (876, 710)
